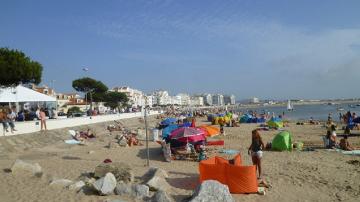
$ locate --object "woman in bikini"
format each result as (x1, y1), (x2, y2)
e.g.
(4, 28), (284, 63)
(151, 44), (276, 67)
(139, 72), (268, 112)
(248, 129), (265, 179)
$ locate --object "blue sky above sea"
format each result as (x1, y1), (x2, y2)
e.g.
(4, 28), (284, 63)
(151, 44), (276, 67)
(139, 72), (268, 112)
(1, 0), (360, 100)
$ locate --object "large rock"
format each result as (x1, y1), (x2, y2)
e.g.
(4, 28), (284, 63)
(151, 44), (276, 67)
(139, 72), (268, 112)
(152, 190), (175, 202)
(132, 184), (149, 199)
(94, 162), (134, 183)
(144, 167), (170, 191)
(115, 181), (132, 196)
(11, 159), (43, 177)
(115, 182), (149, 199)
(190, 180), (234, 202)
(93, 173), (117, 195)
(68, 180), (86, 191)
(49, 179), (73, 187)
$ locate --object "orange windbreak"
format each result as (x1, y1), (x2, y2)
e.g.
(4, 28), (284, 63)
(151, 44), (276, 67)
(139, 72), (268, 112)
(199, 154), (258, 194)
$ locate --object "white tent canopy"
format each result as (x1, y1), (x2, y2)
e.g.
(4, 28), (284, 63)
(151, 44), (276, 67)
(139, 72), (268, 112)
(0, 85), (56, 103)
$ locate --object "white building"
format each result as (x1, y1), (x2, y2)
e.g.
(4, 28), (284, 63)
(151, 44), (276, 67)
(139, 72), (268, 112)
(171, 96), (181, 105)
(202, 94), (213, 106)
(212, 94), (224, 106)
(144, 95), (154, 107)
(176, 93), (191, 106)
(250, 97), (260, 104)
(190, 96), (204, 106)
(112, 86), (145, 107)
(224, 95), (236, 105)
(153, 90), (171, 106)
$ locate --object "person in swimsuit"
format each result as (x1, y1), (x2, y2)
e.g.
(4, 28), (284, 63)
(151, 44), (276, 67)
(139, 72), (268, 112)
(248, 129), (265, 179)
(339, 135), (354, 151)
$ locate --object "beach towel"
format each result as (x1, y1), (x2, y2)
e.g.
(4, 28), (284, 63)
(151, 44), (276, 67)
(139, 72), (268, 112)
(219, 149), (239, 155)
(340, 150), (360, 156)
(64, 139), (81, 144)
(206, 140), (224, 146)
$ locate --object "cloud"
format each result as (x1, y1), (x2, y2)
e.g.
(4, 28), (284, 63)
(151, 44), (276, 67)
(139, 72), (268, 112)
(79, 2), (360, 98)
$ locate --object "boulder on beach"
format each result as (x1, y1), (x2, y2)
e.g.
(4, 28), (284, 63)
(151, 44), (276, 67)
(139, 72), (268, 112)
(11, 159), (43, 177)
(190, 180), (234, 202)
(132, 184), (149, 199)
(68, 180), (86, 191)
(93, 172), (117, 195)
(144, 167), (170, 191)
(152, 190), (175, 202)
(49, 179), (73, 188)
(115, 181), (132, 196)
(94, 162), (134, 183)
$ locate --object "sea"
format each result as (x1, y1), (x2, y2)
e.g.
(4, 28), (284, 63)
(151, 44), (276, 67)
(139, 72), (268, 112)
(236, 102), (360, 121)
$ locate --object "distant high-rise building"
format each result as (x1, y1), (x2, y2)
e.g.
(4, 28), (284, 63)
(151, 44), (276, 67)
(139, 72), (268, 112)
(202, 94), (213, 106)
(224, 95), (236, 105)
(212, 94), (224, 106)
(176, 93), (191, 106)
(190, 96), (204, 106)
(152, 90), (171, 106)
(250, 97), (260, 104)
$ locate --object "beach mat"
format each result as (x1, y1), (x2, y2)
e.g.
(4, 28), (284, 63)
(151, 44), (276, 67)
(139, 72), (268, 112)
(219, 149), (239, 155)
(341, 150), (360, 156)
(64, 139), (81, 144)
(206, 140), (224, 146)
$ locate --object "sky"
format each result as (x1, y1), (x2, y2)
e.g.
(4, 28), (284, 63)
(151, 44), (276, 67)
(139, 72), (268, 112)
(1, 0), (360, 100)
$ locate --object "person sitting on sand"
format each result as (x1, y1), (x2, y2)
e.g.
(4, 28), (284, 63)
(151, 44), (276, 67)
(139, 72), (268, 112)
(248, 129), (265, 179)
(339, 135), (354, 151)
(327, 127), (337, 149)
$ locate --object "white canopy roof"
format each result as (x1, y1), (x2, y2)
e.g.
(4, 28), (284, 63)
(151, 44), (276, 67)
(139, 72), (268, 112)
(0, 85), (56, 103)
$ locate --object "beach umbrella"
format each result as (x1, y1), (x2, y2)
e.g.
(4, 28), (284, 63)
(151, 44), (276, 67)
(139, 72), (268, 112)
(198, 125), (220, 137)
(162, 124), (179, 139)
(170, 127), (206, 143)
(161, 117), (178, 125)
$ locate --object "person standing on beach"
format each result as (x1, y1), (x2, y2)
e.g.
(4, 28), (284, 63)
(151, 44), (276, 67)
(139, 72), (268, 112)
(248, 129), (265, 179)
(7, 107), (17, 133)
(39, 108), (47, 131)
(0, 108), (9, 134)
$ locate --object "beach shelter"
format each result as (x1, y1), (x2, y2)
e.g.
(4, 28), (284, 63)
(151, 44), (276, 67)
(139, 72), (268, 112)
(198, 125), (220, 137)
(267, 117), (284, 128)
(161, 117), (177, 126)
(199, 155), (258, 194)
(272, 131), (292, 151)
(162, 124), (179, 139)
(239, 114), (252, 123)
(169, 127), (206, 143)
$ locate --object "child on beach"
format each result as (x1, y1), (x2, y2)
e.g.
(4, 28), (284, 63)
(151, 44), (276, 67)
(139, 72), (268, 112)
(248, 129), (265, 179)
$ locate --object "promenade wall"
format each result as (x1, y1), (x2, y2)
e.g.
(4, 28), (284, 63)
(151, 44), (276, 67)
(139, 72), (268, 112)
(1, 111), (160, 137)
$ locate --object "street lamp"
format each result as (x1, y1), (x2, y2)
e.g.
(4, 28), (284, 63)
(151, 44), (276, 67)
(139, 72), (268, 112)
(82, 68), (89, 111)
(144, 97), (150, 167)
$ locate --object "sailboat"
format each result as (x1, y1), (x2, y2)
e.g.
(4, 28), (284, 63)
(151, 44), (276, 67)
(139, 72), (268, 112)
(287, 100), (294, 111)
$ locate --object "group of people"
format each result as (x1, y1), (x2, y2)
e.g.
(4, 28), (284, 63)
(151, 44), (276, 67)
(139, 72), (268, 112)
(324, 124), (354, 151)
(0, 107), (17, 134)
(0, 106), (48, 134)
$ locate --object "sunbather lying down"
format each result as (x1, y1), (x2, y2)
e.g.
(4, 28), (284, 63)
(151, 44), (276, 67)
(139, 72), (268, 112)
(74, 129), (96, 141)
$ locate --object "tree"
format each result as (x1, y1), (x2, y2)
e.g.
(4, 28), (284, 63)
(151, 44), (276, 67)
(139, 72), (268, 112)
(67, 106), (82, 114)
(104, 92), (129, 110)
(0, 47), (43, 87)
(72, 77), (108, 112)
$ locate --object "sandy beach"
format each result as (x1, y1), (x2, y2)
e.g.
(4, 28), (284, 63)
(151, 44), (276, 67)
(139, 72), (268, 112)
(0, 116), (359, 202)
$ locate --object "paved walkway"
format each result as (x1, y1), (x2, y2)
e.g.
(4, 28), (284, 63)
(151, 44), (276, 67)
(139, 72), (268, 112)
(0, 112), (160, 155)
